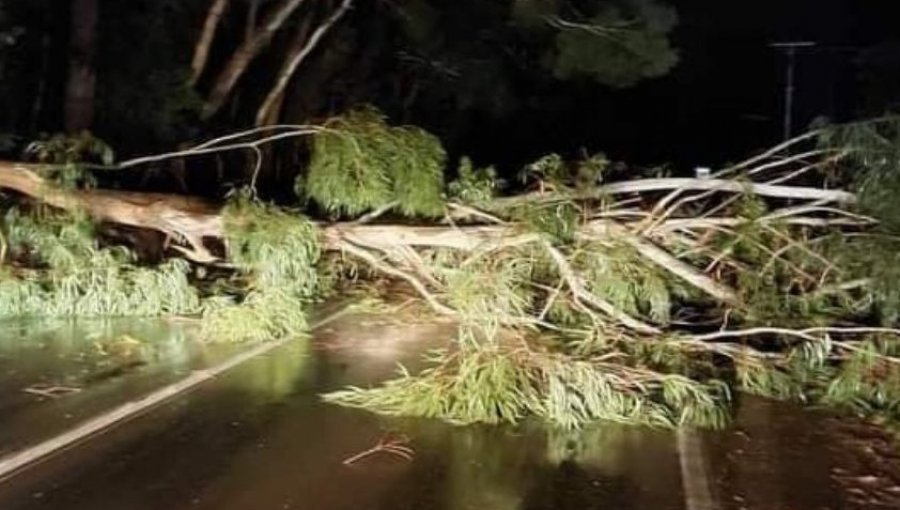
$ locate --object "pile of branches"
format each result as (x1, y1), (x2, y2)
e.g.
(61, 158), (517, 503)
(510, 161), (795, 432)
(326, 126), (900, 427)
(2, 113), (900, 428)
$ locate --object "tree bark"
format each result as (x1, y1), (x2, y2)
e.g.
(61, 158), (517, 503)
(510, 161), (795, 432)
(0, 161), (223, 261)
(0, 160), (737, 302)
(190, 0), (230, 87)
(255, 0), (352, 126)
(64, 0), (99, 132)
(255, 14), (315, 127)
(202, 0), (309, 119)
(490, 177), (856, 209)
(245, 0), (260, 43)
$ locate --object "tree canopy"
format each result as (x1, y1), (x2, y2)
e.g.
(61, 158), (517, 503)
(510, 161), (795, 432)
(0, 0), (680, 160)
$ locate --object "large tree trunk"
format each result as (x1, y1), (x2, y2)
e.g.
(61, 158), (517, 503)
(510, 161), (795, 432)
(0, 155), (868, 331)
(0, 161), (223, 262)
(3, 159), (829, 306)
(201, 0), (309, 119)
(64, 0), (99, 132)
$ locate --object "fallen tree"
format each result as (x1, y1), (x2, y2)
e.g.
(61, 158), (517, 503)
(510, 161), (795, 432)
(3, 112), (900, 428)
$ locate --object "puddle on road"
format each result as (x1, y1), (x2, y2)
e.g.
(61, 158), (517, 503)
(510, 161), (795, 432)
(0, 318), (242, 454)
(0, 314), (898, 510)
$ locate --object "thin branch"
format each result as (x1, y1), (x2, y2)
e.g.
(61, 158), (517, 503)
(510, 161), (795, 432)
(545, 15), (635, 36)
(543, 241), (660, 334)
(191, 124), (324, 151)
(23, 385), (82, 399)
(202, 0), (310, 118)
(256, 0), (353, 126)
(692, 326), (900, 343)
(248, 144), (264, 193)
(537, 279), (566, 322)
(354, 201), (399, 224)
(190, 0), (230, 86)
(715, 131), (825, 177)
(445, 202), (506, 225)
(812, 278), (871, 297)
(744, 149), (835, 178)
(603, 224), (738, 304)
(657, 216), (870, 232)
(338, 239), (456, 316)
(492, 178), (856, 209)
(0, 228), (7, 265)
(114, 127), (323, 169)
(342, 436), (415, 465)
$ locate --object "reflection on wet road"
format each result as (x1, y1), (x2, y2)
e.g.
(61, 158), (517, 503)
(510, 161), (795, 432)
(0, 315), (895, 510)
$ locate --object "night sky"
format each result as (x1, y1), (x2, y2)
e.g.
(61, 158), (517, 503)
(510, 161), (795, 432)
(458, 0), (899, 173)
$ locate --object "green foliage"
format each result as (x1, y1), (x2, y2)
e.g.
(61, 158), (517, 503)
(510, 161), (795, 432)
(510, 0), (679, 86)
(326, 346), (729, 429)
(200, 288), (311, 343)
(26, 132), (114, 166)
(537, 355), (727, 428)
(820, 117), (900, 229)
(730, 335), (900, 420)
(26, 132), (114, 189)
(223, 197), (320, 294)
(9, 116), (900, 434)
(513, 202), (582, 243)
(438, 250), (537, 343)
(0, 192), (323, 344)
(0, 210), (200, 318)
(394, 0), (679, 125)
(520, 153), (567, 186)
(448, 157), (497, 205)
(702, 196), (839, 326)
(303, 108), (446, 218)
(818, 117), (900, 323)
(518, 152), (608, 193)
(575, 241), (672, 323)
(326, 237), (730, 428)
(843, 236), (900, 325)
(201, 198), (322, 342)
(326, 349), (537, 425)
(822, 339), (900, 415)
(734, 359), (808, 401)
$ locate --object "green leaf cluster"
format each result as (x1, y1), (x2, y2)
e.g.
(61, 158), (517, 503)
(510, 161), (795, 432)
(818, 117), (900, 323)
(448, 157), (497, 205)
(326, 346), (728, 429)
(303, 108), (446, 218)
(26, 132), (114, 189)
(513, 0), (680, 87)
(0, 209), (200, 318)
(200, 198), (322, 342)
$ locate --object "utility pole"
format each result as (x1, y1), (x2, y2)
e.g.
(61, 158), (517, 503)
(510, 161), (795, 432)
(770, 41), (816, 141)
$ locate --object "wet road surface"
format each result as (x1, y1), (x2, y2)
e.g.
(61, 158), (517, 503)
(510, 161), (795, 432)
(0, 314), (898, 510)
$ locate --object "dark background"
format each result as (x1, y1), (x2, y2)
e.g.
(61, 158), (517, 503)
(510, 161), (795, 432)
(1, 0), (899, 177)
(451, 0), (899, 172)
